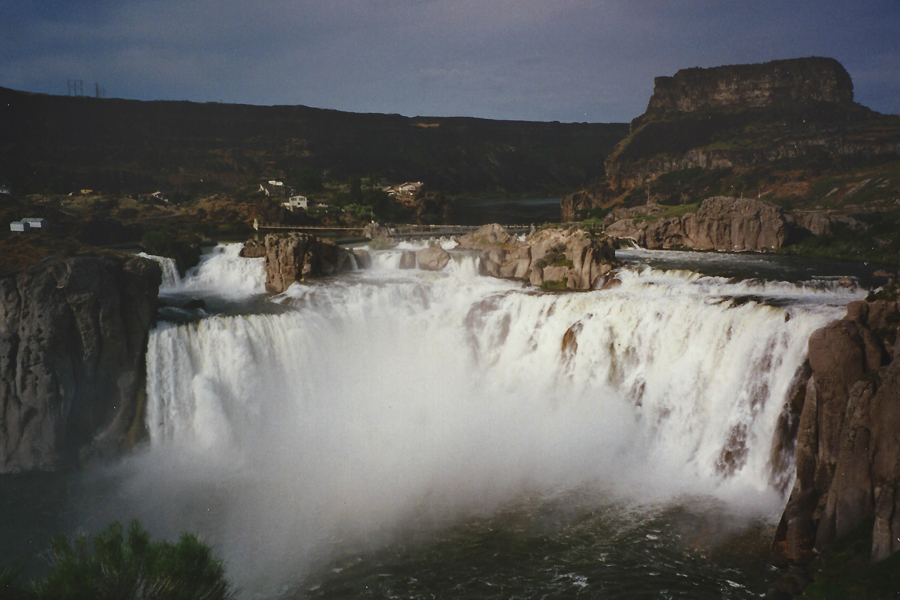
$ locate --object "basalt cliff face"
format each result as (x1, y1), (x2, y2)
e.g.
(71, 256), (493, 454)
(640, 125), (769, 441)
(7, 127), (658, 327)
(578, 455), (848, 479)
(561, 58), (900, 222)
(643, 57), (853, 118)
(0, 255), (161, 473)
(606, 196), (788, 252)
(774, 284), (900, 565)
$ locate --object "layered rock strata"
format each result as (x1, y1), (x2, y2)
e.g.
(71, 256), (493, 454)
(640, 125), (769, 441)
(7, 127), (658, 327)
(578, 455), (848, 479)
(560, 57), (900, 221)
(0, 255), (161, 472)
(605, 197), (788, 252)
(775, 288), (900, 563)
(458, 224), (617, 290)
(644, 57), (854, 117)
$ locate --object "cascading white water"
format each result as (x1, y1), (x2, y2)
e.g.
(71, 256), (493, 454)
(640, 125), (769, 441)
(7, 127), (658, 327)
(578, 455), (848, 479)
(134, 243), (860, 591)
(142, 245), (266, 296)
(139, 252), (181, 288)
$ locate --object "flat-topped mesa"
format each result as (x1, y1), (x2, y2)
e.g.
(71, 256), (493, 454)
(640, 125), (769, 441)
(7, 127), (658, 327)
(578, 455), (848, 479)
(644, 57), (854, 118)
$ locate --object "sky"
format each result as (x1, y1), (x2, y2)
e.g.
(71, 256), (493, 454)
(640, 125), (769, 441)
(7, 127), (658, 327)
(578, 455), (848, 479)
(1, 0), (898, 123)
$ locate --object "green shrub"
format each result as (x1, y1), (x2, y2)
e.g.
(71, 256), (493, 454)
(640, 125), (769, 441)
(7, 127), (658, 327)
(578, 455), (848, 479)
(29, 520), (233, 600)
(541, 278), (569, 291)
(533, 244), (573, 270)
(0, 566), (33, 600)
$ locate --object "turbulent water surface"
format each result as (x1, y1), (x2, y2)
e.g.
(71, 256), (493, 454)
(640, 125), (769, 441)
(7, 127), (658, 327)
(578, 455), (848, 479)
(2, 243), (869, 598)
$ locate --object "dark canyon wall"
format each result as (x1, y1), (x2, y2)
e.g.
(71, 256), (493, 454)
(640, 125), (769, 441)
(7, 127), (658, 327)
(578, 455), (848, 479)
(0, 255), (161, 472)
(775, 288), (900, 563)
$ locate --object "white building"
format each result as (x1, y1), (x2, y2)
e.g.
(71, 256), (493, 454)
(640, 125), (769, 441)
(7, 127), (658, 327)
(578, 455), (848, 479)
(284, 195), (308, 211)
(386, 181), (424, 197)
(10, 221), (30, 232)
(23, 217), (49, 229)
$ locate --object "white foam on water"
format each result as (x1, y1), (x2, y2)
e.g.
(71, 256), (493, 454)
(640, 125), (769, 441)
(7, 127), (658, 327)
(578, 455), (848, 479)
(130, 254), (862, 590)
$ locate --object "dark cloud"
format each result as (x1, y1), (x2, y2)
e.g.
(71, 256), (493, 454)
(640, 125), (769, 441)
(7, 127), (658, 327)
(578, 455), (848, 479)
(1, 0), (897, 121)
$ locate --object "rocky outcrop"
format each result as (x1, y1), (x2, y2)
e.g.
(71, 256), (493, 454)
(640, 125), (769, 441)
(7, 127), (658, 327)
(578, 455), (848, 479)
(606, 197), (788, 252)
(774, 291), (900, 564)
(239, 239), (267, 258)
(0, 255), (162, 473)
(561, 57), (900, 221)
(786, 211), (863, 236)
(416, 246), (451, 271)
(461, 224), (617, 290)
(263, 233), (359, 293)
(644, 57), (853, 117)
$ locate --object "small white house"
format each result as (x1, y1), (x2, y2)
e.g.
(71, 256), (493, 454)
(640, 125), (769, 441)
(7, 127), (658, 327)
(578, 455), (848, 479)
(0, 185), (11, 195)
(10, 221), (31, 232)
(386, 181), (424, 197)
(284, 195), (308, 211)
(23, 217), (49, 229)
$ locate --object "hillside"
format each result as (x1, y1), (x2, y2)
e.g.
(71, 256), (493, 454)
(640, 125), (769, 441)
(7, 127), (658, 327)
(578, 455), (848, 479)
(561, 58), (900, 262)
(0, 87), (627, 199)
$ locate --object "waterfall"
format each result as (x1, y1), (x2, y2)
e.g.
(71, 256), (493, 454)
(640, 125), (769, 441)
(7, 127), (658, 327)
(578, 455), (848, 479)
(142, 245), (265, 296)
(138, 252), (181, 288)
(136, 247), (858, 586)
(128, 241), (859, 588)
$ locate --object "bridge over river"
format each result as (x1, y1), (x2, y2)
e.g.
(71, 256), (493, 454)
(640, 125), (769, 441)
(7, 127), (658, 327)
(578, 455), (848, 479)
(254, 221), (535, 240)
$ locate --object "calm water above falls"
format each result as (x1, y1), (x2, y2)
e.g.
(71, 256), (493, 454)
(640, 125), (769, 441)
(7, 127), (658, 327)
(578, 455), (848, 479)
(1, 244), (869, 598)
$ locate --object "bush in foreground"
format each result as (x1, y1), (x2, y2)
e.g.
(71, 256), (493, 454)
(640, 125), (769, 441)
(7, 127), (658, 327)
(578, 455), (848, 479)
(2, 520), (233, 600)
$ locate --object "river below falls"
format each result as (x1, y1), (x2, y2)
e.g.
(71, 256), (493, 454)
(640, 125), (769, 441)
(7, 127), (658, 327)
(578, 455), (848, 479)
(1, 242), (886, 599)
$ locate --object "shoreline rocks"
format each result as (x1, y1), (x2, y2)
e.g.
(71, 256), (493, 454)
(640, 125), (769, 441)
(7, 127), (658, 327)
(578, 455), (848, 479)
(774, 288), (900, 566)
(606, 197), (788, 252)
(0, 255), (162, 473)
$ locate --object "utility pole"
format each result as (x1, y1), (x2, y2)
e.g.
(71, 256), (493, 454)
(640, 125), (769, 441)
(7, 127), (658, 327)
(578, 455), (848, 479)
(67, 79), (83, 96)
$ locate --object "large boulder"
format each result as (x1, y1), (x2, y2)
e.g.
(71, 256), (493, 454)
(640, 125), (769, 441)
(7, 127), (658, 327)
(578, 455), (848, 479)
(239, 239), (266, 258)
(463, 224), (617, 290)
(456, 223), (513, 249)
(263, 233), (356, 293)
(416, 246), (451, 271)
(0, 255), (162, 472)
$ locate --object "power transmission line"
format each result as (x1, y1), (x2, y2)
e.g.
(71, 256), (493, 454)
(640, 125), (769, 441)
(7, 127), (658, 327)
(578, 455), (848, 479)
(67, 79), (83, 96)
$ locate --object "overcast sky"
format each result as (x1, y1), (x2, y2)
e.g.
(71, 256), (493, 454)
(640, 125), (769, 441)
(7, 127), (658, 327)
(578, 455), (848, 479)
(1, 0), (897, 123)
